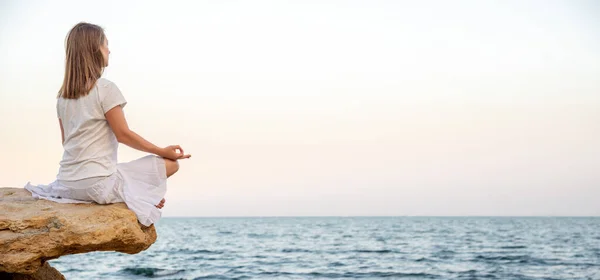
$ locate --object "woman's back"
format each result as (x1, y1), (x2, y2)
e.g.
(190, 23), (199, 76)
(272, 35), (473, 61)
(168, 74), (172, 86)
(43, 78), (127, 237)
(57, 78), (126, 181)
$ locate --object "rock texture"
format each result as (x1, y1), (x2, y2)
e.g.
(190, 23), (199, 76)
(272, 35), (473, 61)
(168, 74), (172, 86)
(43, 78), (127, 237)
(0, 187), (157, 276)
(0, 262), (65, 280)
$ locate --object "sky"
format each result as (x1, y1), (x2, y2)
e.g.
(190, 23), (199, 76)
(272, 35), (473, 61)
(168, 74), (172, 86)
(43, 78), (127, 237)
(0, 0), (599, 217)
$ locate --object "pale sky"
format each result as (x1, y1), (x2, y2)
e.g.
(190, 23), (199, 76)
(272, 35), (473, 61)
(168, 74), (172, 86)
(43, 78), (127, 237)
(0, 0), (599, 216)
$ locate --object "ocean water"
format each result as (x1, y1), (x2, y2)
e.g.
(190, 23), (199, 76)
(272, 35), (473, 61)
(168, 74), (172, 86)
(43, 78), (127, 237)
(49, 217), (600, 279)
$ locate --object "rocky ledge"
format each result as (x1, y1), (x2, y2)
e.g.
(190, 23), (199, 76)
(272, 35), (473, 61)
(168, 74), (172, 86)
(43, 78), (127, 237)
(0, 187), (157, 279)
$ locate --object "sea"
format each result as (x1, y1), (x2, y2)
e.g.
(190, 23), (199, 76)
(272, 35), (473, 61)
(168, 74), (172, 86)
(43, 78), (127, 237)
(48, 217), (600, 279)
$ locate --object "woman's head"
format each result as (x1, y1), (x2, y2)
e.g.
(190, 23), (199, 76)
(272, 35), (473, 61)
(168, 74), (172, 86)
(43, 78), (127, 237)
(59, 22), (110, 99)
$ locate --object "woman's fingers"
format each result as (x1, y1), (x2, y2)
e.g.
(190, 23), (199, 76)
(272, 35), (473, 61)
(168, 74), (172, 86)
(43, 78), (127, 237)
(168, 145), (181, 154)
(166, 145), (190, 160)
(177, 153), (191, 159)
(174, 145), (190, 159)
(175, 145), (183, 155)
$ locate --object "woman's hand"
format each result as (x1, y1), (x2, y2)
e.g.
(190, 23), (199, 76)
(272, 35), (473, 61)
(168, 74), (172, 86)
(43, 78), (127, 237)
(160, 145), (192, 160)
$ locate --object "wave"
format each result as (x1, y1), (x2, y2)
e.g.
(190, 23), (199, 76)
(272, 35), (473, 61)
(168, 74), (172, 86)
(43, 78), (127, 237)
(327, 261), (346, 267)
(120, 267), (184, 277)
(353, 249), (396, 254)
(281, 248), (313, 253)
(193, 274), (247, 279)
(258, 271), (439, 278)
(472, 255), (560, 265)
(247, 233), (277, 238)
(175, 248), (224, 255)
(499, 245), (527, 249)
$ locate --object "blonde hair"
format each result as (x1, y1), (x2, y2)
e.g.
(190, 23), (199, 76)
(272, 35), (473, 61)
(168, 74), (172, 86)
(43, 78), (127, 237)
(58, 22), (106, 99)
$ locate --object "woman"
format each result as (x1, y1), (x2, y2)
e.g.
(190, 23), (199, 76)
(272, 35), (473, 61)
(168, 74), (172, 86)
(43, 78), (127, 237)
(24, 22), (191, 227)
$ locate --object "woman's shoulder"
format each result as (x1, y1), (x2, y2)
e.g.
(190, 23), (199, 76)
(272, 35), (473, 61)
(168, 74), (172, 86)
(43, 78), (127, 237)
(95, 78), (126, 103)
(96, 77), (117, 88)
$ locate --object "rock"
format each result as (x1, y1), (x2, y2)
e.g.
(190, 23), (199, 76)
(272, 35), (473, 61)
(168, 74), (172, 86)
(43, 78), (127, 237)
(0, 262), (65, 280)
(0, 187), (157, 276)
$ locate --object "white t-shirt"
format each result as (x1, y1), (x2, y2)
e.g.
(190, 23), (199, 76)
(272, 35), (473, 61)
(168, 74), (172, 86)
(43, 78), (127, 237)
(56, 78), (127, 181)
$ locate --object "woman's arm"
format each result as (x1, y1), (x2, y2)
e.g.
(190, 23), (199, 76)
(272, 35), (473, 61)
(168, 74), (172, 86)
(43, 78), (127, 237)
(58, 118), (64, 144)
(105, 106), (191, 160)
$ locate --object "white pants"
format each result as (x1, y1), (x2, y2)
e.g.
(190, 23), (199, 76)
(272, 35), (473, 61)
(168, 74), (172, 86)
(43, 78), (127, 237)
(25, 155), (167, 227)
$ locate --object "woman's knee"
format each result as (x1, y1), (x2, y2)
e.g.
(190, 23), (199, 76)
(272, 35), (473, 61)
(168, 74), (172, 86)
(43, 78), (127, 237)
(164, 158), (179, 178)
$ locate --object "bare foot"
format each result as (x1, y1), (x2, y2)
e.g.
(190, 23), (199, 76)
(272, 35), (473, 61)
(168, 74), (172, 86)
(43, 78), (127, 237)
(155, 198), (165, 209)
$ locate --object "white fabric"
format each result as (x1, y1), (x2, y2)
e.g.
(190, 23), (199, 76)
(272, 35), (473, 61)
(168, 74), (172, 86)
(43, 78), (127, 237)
(25, 155), (167, 227)
(56, 78), (127, 181)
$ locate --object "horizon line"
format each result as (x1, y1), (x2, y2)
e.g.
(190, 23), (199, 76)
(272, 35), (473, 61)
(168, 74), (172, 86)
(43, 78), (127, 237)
(160, 215), (600, 218)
